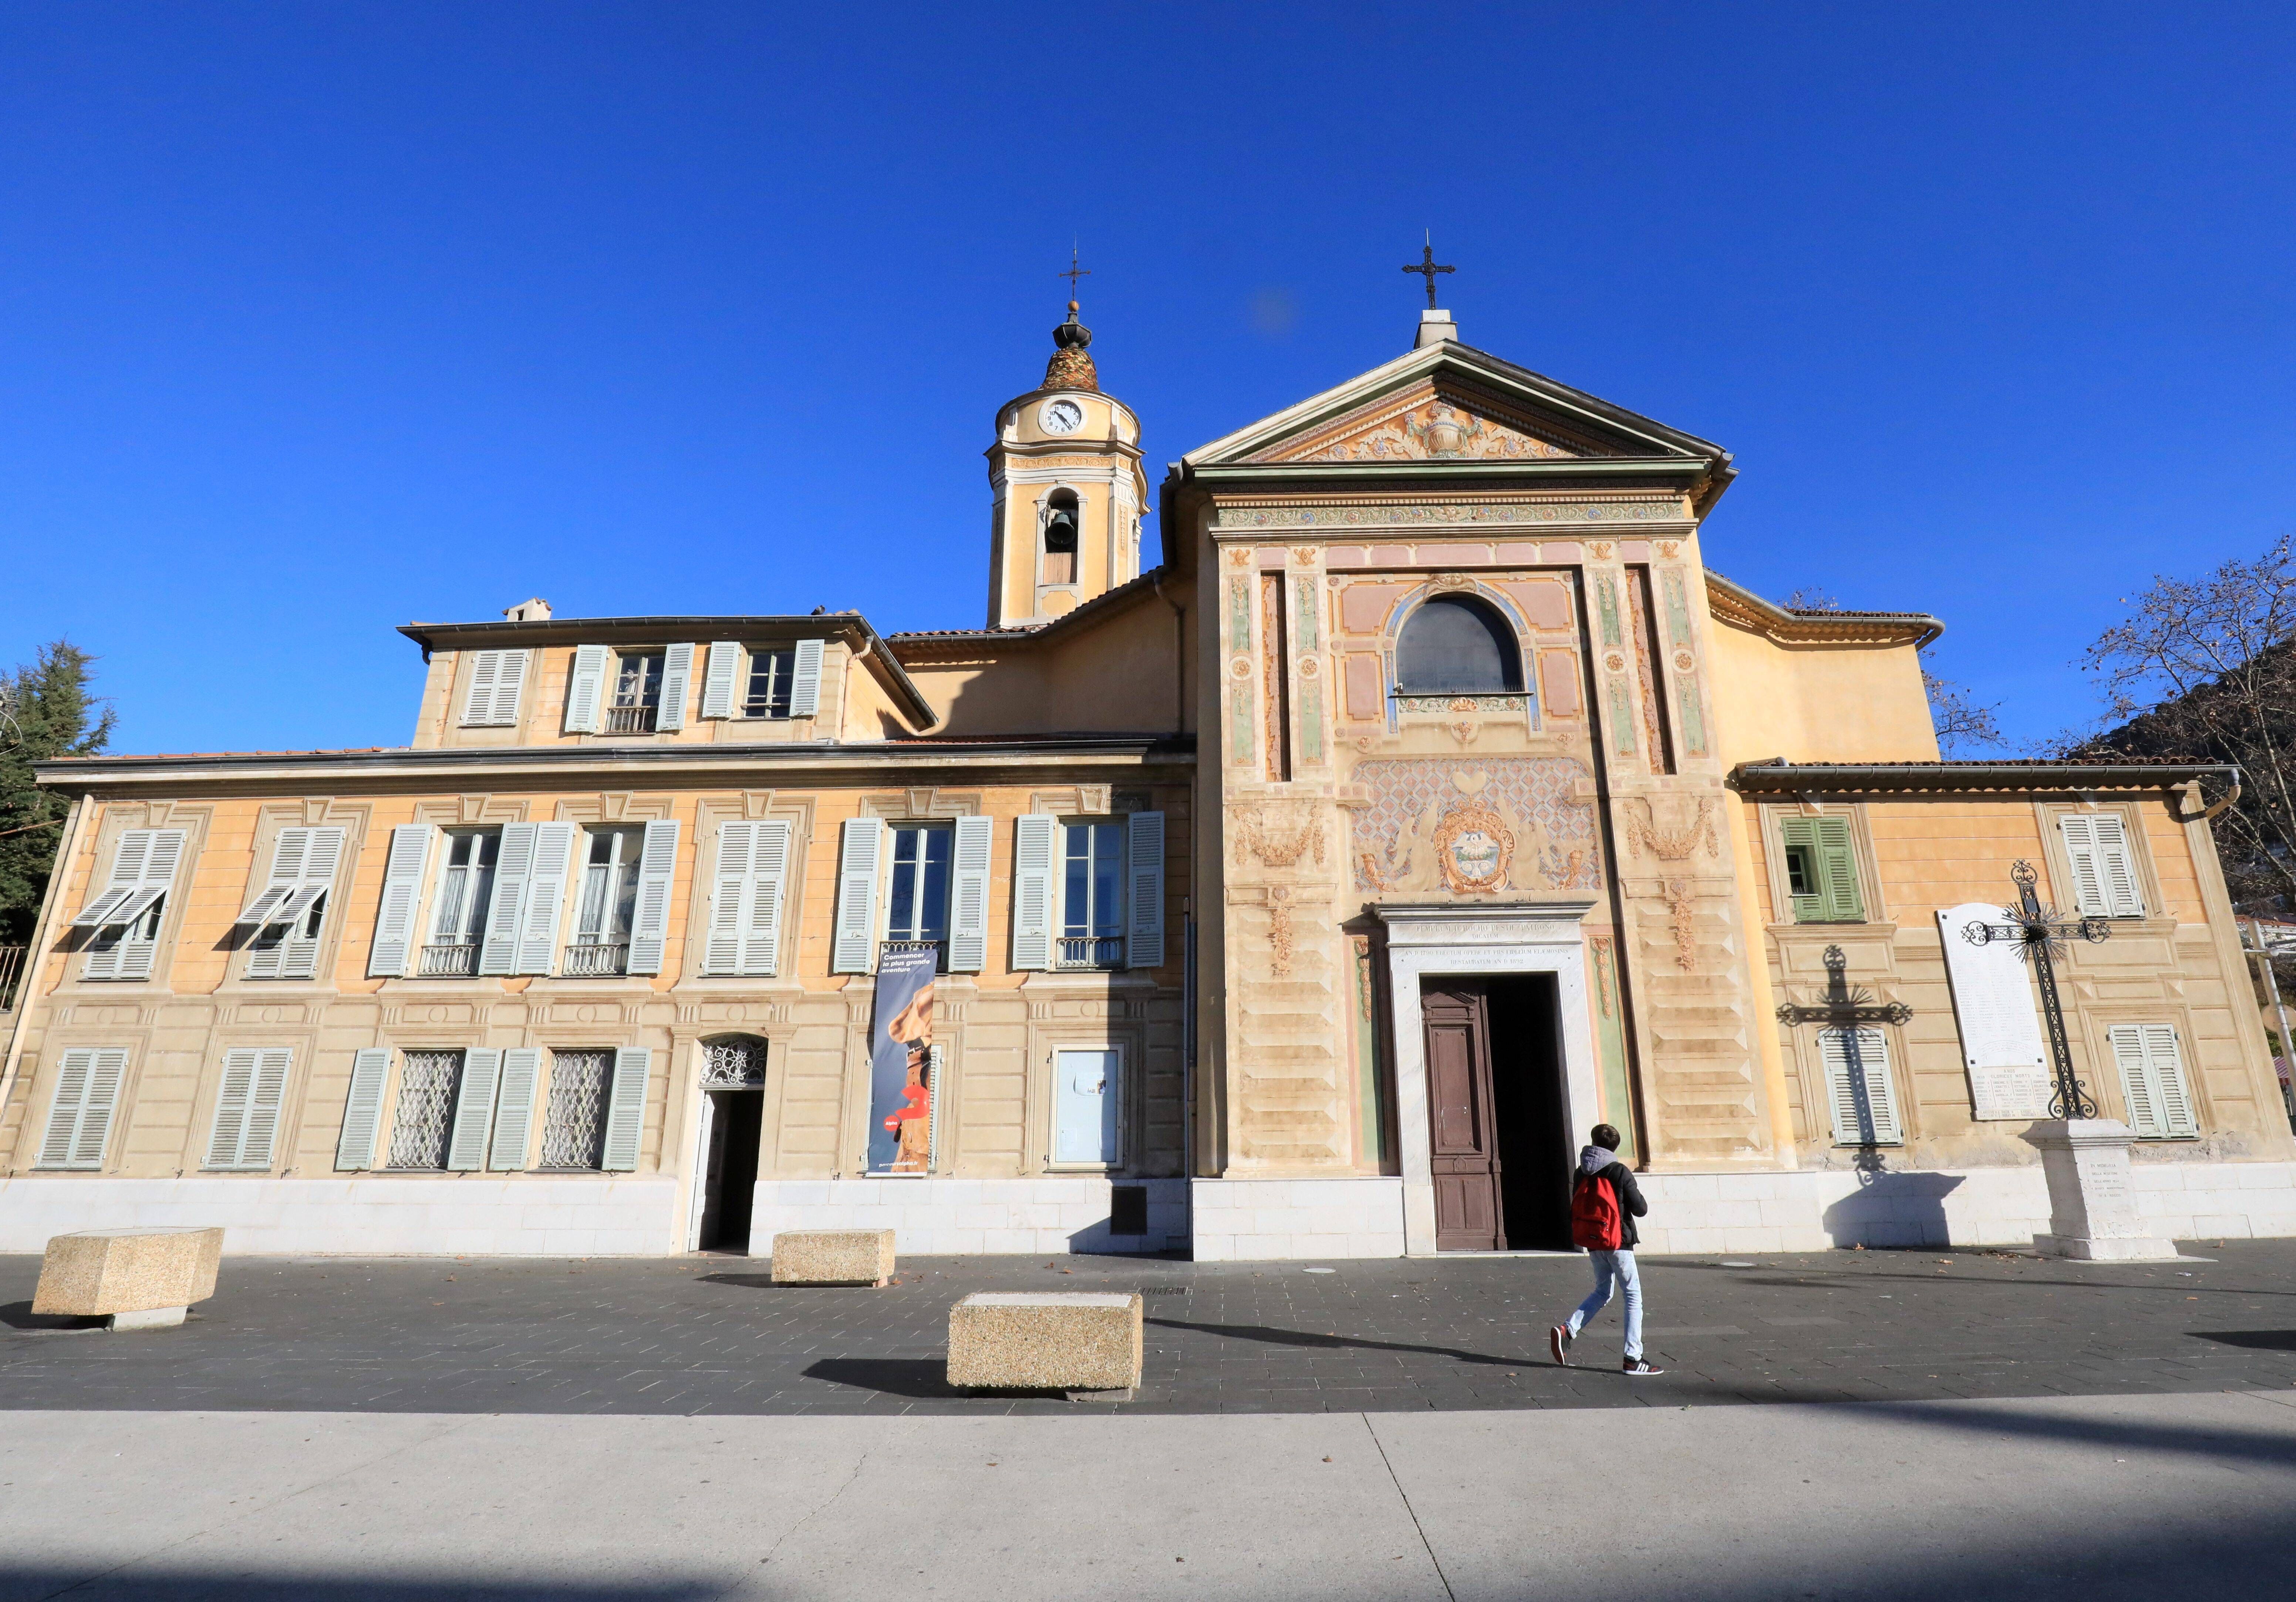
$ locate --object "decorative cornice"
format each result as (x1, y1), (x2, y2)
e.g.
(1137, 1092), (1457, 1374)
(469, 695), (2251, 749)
(1703, 571), (1943, 649)
(1729, 759), (2238, 797)
(1214, 500), (1687, 531)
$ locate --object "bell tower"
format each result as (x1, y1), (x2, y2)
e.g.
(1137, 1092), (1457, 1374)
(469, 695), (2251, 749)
(985, 292), (1147, 629)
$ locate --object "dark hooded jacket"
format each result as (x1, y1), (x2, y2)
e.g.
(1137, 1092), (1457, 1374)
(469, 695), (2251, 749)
(1573, 1144), (1648, 1250)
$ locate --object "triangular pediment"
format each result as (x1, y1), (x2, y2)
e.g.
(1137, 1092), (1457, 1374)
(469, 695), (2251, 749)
(1184, 339), (1725, 470)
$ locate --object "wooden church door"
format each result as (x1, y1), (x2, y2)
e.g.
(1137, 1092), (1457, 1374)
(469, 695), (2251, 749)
(1422, 980), (1504, 1251)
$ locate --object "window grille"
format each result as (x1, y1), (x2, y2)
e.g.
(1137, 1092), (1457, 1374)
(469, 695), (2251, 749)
(387, 1050), (464, 1169)
(701, 1039), (766, 1088)
(745, 648), (796, 718)
(540, 1050), (613, 1169)
(1058, 821), (1126, 967)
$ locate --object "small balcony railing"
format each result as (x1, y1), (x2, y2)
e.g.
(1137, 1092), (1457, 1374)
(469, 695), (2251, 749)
(1055, 935), (1125, 971)
(604, 703), (658, 734)
(418, 942), (480, 977)
(562, 942), (630, 977)
(878, 938), (947, 974)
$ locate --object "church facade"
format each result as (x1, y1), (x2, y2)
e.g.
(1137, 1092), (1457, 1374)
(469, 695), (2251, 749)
(4, 299), (2293, 1258)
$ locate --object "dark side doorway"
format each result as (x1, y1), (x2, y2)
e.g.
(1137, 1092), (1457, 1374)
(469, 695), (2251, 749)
(1421, 974), (1573, 1252)
(696, 1090), (764, 1252)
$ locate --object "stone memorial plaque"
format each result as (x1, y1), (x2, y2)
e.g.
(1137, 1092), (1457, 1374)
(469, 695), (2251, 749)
(1938, 902), (2052, 1119)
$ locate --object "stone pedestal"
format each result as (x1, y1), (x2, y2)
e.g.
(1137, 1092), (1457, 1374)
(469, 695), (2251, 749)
(32, 1226), (222, 1329)
(2026, 1119), (2182, 1261)
(769, 1229), (895, 1286)
(947, 1291), (1143, 1397)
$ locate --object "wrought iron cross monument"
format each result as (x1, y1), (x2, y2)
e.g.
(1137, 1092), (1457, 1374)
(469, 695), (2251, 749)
(1962, 859), (2110, 1119)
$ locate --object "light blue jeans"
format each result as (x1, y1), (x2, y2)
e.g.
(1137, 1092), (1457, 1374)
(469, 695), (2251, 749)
(1566, 1248), (1642, 1360)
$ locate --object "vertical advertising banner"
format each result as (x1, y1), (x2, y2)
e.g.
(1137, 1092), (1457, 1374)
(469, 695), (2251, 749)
(867, 944), (938, 1175)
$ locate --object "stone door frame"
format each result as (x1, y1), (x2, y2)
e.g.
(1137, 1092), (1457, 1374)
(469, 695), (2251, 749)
(1374, 901), (1603, 1255)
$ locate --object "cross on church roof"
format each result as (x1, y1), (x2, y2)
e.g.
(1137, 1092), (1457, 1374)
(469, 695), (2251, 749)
(1060, 248), (1091, 301)
(1403, 239), (1454, 310)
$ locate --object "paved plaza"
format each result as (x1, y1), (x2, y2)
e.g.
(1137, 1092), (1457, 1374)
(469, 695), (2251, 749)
(7, 1244), (2296, 1599)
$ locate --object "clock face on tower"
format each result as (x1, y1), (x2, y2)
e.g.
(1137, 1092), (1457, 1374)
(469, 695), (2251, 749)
(1040, 398), (1085, 435)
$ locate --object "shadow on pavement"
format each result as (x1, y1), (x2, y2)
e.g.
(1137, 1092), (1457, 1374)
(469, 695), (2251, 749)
(0, 1576), (716, 1601)
(803, 1357), (967, 1398)
(0, 1299), (101, 1333)
(2193, 1330), (2296, 1351)
(1148, 1315), (1538, 1368)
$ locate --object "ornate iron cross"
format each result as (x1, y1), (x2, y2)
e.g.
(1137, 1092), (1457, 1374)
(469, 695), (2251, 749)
(1060, 248), (1091, 299)
(1775, 945), (1912, 1028)
(1962, 859), (2109, 1119)
(1403, 240), (1455, 309)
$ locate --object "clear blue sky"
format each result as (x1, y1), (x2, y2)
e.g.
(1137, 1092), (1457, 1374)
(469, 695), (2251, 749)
(4, 3), (2291, 754)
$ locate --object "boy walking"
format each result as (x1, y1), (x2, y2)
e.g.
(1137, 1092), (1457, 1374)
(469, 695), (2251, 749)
(1550, 1124), (1662, 1376)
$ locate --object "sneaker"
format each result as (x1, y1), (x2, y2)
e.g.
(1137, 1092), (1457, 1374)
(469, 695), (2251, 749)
(1549, 1325), (1572, 1366)
(1622, 1358), (1665, 1376)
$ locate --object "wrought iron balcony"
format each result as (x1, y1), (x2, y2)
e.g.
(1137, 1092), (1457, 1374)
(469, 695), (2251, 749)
(418, 942), (479, 977)
(1055, 935), (1125, 971)
(878, 938), (948, 974)
(603, 703), (658, 734)
(561, 941), (630, 977)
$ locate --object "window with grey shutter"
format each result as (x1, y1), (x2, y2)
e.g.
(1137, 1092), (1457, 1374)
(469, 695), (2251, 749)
(460, 649), (530, 728)
(478, 823), (537, 976)
(655, 643), (695, 732)
(947, 815), (993, 972)
(515, 822), (577, 974)
(444, 1047), (503, 1171)
(1126, 810), (1166, 969)
(831, 818), (885, 973)
(2109, 1023), (2199, 1139)
(1010, 813), (1058, 971)
(78, 828), (187, 982)
(700, 641), (742, 719)
(704, 819), (792, 976)
(204, 1047), (294, 1171)
(489, 1047), (543, 1170)
(2060, 814), (2145, 918)
(788, 638), (825, 719)
(36, 1047), (129, 1171)
(336, 1048), (392, 1170)
(601, 1046), (651, 1171)
(242, 827), (347, 980)
(1821, 1027), (1903, 1146)
(563, 644), (610, 734)
(623, 819), (681, 976)
(367, 825), (434, 978)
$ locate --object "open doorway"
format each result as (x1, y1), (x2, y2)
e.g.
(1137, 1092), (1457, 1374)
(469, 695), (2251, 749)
(1420, 974), (1572, 1251)
(694, 1036), (768, 1253)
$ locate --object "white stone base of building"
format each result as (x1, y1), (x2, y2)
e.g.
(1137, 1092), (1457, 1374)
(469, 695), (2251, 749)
(748, 1177), (1191, 1257)
(0, 1175), (681, 1256)
(1188, 1177), (1408, 1260)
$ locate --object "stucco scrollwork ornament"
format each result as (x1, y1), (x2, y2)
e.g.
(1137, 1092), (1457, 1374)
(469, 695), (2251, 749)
(1624, 796), (1717, 863)
(1227, 548), (1252, 566)
(1657, 540), (1681, 559)
(1429, 571), (1475, 592)
(1589, 540), (1615, 561)
(1432, 800), (1515, 895)
(1267, 887), (1297, 976)
(1661, 878), (1698, 970)
(1234, 807), (1328, 870)
(1291, 545), (1318, 565)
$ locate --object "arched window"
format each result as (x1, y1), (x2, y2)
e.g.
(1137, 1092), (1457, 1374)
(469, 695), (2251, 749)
(1042, 490), (1080, 585)
(1396, 595), (1523, 693)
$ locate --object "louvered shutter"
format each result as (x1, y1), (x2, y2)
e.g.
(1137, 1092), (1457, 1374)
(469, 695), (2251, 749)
(234, 1049), (293, 1169)
(479, 823), (537, 975)
(625, 819), (681, 976)
(204, 1049), (257, 1168)
(462, 649), (530, 727)
(2089, 814), (2144, 916)
(657, 643), (695, 732)
(445, 1048), (502, 1170)
(564, 644), (610, 734)
(789, 638), (825, 719)
(489, 1047), (542, 1169)
(1814, 815), (1864, 921)
(237, 827), (310, 929)
(81, 828), (186, 980)
(947, 815), (993, 972)
(1126, 811), (1166, 969)
(601, 1046), (651, 1171)
(745, 820), (792, 975)
(831, 817), (884, 974)
(367, 824), (434, 978)
(37, 1047), (128, 1171)
(2111, 1023), (2198, 1138)
(1778, 818), (1823, 922)
(1011, 813), (1058, 971)
(74, 829), (156, 928)
(275, 827), (345, 979)
(2059, 815), (2110, 916)
(704, 821), (756, 976)
(337, 1048), (392, 1170)
(701, 641), (741, 719)
(515, 822), (577, 974)
(1821, 1027), (1903, 1145)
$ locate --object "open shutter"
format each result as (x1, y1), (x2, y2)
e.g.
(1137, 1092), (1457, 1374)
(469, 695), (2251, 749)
(1813, 815), (1864, 921)
(74, 829), (156, 928)
(788, 637), (825, 719)
(81, 828), (186, 981)
(625, 819), (681, 976)
(700, 641), (741, 719)
(2059, 815), (2109, 916)
(704, 821), (756, 976)
(745, 820), (792, 975)
(337, 1048), (392, 1170)
(276, 827), (345, 979)
(235, 1049), (293, 1169)
(479, 822), (537, 975)
(236, 827), (310, 931)
(516, 822), (577, 974)
(656, 643), (694, 732)
(462, 649), (530, 727)
(1125, 811), (1166, 969)
(564, 644), (610, 734)
(38, 1048), (127, 1171)
(1778, 818), (1823, 922)
(831, 817), (884, 974)
(445, 1048), (502, 1171)
(205, 1049), (259, 1168)
(1011, 813), (1058, 971)
(489, 1047), (542, 1170)
(367, 824), (434, 978)
(1821, 1027), (1902, 1145)
(601, 1046), (651, 1171)
(947, 815), (993, 972)
(2089, 814), (2144, 916)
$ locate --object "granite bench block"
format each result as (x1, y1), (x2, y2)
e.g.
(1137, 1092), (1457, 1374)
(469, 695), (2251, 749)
(946, 1291), (1143, 1393)
(769, 1229), (895, 1286)
(33, 1226), (223, 1320)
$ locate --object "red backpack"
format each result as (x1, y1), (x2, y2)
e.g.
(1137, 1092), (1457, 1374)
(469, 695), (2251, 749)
(1571, 1171), (1624, 1251)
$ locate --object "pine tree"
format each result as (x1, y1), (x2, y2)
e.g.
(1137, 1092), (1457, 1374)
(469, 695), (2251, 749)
(0, 642), (117, 945)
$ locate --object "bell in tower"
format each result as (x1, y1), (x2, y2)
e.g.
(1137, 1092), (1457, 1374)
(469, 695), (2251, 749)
(982, 272), (1147, 629)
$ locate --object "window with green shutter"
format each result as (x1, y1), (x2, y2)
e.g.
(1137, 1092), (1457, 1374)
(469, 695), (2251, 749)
(1778, 815), (1865, 923)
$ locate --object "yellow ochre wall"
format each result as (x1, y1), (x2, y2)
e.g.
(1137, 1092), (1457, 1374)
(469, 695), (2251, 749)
(1706, 621), (1939, 765)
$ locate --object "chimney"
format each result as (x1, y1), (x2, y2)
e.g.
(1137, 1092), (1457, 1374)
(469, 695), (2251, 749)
(503, 597), (553, 622)
(1415, 309), (1458, 349)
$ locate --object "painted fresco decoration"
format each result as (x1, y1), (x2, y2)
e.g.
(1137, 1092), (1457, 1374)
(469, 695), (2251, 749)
(1248, 380), (1619, 465)
(1350, 758), (1600, 895)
